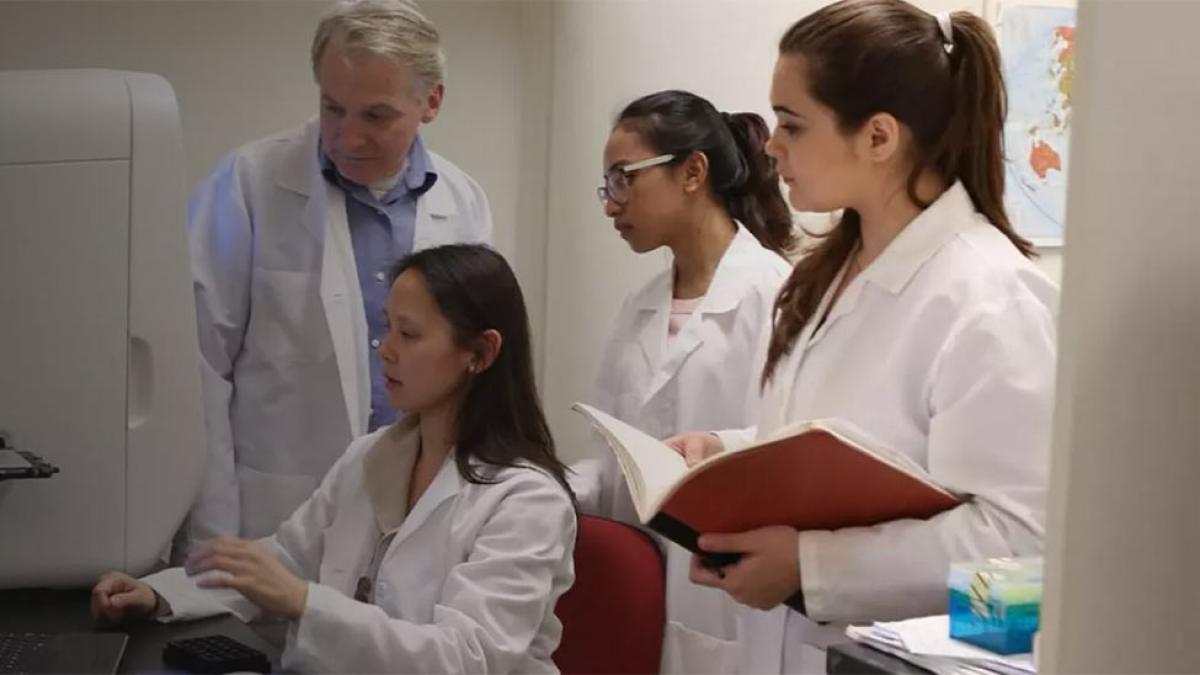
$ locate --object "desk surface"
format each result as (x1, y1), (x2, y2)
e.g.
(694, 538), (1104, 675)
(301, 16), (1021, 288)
(0, 588), (283, 674)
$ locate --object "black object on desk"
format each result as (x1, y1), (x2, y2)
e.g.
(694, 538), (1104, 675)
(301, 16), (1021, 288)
(827, 641), (935, 674)
(163, 634), (271, 674)
(0, 448), (58, 481)
(0, 588), (282, 674)
(0, 630), (128, 674)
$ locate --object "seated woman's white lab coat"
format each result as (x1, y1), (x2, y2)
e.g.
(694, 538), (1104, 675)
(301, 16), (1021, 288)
(144, 417), (577, 674)
(572, 223), (791, 674)
(716, 183), (1058, 674)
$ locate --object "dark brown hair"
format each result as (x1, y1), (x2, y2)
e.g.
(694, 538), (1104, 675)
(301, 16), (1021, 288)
(763, 0), (1034, 386)
(392, 245), (573, 500)
(618, 90), (796, 254)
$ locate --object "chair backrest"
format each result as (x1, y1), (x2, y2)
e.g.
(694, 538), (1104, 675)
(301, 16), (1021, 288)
(554, 515), (665, 674)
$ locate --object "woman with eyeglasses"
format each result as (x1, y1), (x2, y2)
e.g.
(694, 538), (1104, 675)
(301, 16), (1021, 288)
(572, 89), (794, 674)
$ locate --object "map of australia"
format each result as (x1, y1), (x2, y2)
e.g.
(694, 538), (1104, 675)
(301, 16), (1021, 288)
(1001, 5), (1076, 243)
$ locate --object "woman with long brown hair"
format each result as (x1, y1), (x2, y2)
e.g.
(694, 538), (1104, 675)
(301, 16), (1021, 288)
(668, 1), (1058, 671)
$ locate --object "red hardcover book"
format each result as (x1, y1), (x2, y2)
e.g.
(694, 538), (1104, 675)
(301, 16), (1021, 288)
(573, 403), (961, 577)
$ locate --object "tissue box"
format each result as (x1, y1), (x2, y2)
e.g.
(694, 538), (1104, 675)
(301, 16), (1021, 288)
(947, 557), (1042, 655)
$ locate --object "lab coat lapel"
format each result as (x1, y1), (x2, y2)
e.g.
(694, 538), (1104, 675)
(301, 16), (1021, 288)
(640, 320), (703, 407)
(638, 225), (760, 407)
(391, 452), (463, 547)
(364, 419), (421, 534)
(277, 119), (325, 245)
(773, 184), (978, 425)
(772, 262), (848, 422)
(805, 265), (865, 350)
(277, 119), (370, 438)
(634, 274), (672, 374)
(411, 173), (456, 251)
(633, 268), (706, 407)
(804, 183), (977, 351)
(318, 181), (370, 439)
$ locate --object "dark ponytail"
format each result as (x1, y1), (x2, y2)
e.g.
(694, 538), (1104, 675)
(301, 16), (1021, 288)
(722, 112), (798, 254)
(763, 0), (1032, 387)
(617, 90), (796, 255)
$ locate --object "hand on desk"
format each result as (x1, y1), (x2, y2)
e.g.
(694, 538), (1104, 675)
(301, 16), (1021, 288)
(689, 525), (801, 610)
(91, 571), (157, 624)
(185, 537), (308, 620)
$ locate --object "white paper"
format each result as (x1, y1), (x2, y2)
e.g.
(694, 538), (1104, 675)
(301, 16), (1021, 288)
(848, 615), (1035, 675)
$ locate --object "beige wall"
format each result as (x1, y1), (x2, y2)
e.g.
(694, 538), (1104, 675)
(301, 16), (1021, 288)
(1, 2), (323, 192)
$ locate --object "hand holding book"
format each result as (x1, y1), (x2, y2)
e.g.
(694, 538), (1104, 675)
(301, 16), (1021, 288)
(573, 402), (962, 614)
(663, 432), (724, 467)
(664, 430), (810, 610)
(688, 525), (804, 612)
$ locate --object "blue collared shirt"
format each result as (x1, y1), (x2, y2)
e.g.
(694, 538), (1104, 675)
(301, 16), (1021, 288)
(321, 136), (438, 431)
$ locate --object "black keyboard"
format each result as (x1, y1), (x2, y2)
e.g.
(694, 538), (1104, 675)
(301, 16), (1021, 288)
(0, 632), (50, 674)
(163, 634), (271, 673)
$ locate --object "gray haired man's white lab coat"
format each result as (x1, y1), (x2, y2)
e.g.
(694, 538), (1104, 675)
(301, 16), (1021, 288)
(185, 118), (492, 546)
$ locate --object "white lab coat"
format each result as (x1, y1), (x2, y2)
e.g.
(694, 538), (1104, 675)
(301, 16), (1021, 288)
(715, 183), (1058, 674)
(145, 417), (576, 674)
(185, 118), (492, 546)
(572, 224), (792, 674)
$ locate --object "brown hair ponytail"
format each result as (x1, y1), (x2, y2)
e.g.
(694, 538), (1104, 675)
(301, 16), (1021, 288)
(930, 11), (1032, 257)
(763, 0), (1033, 387)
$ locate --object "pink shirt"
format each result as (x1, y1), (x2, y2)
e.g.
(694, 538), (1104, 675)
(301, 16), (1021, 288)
(667, 296), (703, 342)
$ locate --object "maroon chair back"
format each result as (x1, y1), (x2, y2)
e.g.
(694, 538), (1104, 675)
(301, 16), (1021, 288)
(554, 515), (666, 674)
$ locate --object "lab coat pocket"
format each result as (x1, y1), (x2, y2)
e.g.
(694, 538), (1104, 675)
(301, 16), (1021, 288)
(662, 620), (739, 674)
(247, 268), (330, 364)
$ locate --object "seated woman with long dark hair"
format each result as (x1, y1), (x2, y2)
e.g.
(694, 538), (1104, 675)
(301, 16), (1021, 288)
(91, 244), (577, 674)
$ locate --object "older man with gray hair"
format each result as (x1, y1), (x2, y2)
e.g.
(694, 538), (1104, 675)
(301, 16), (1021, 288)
(183, 0), (492, 553)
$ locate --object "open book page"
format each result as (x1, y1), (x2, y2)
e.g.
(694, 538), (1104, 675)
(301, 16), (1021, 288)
(572, 403), (689, 523)
(575, 402), (960, 538)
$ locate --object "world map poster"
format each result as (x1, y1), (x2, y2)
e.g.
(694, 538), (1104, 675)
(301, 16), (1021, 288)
(995, 2), (1077, 246)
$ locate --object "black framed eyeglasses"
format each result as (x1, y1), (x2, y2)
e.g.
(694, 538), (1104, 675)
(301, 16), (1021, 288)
(596, 153), (679, 206)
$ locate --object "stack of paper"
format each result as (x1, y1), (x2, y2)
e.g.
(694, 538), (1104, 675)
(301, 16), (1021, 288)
(846, 615), (1035, 675)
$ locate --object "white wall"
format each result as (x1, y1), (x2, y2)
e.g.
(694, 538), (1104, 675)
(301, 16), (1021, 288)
(1040, 1), (1200, 672)
(0, 0), (550, 348)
